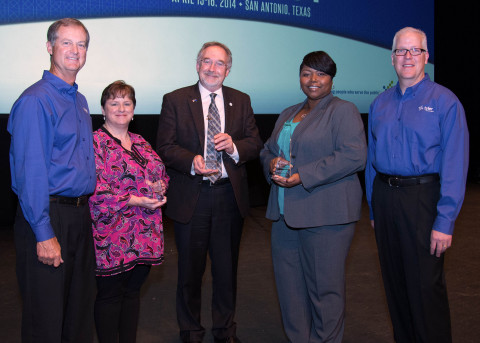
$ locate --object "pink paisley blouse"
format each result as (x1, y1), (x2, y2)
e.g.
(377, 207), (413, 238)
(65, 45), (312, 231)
(89, 127), (169, 276)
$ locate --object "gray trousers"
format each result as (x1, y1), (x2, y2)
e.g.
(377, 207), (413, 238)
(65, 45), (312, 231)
(271, 218), (355, 343)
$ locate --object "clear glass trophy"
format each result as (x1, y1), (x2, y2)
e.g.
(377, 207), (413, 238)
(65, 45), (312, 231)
(148, 173), (165, 201)
(274, 150), (292, 178)
(205, 159), (221, 173)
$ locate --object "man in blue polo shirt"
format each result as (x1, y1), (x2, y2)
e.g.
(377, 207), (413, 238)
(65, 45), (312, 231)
(365, 27), (469, 343)
(7, 18), (96, 343)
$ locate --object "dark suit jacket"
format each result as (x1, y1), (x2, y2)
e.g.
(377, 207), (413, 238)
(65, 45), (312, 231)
(260, 93), (367, 228)
(156, 83), (262, 224)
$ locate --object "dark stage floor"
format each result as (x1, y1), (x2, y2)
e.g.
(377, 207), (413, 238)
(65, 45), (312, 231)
(1, 184), (479, 343)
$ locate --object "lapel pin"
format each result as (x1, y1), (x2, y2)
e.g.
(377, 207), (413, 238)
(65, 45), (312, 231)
(192, 99), (198, 102)
(229, 102), (233, 106)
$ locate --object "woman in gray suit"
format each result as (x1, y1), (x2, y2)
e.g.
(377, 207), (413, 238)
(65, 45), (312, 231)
(260, 51), (367, 343)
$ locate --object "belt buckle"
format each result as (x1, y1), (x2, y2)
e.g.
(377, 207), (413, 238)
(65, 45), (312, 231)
(76, 197), (81, 207)
(388, 176), (399, 188)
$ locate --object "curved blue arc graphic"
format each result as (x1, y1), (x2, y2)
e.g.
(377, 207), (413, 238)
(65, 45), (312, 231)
(0, 0), (434, 61)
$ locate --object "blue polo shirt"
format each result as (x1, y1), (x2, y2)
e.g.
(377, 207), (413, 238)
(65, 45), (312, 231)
(365, 74), (469, 235)
(8, 71), (96, 242)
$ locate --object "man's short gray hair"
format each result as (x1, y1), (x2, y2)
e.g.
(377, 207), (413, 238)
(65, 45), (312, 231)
(392, 27), (428, 52)
(196, 41), (232, 69)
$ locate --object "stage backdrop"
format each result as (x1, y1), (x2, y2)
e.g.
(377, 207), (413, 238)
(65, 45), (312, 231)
(0, 0), (434, 115)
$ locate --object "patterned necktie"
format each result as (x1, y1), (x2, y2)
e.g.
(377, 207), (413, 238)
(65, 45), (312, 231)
(206, 93), (222, 183)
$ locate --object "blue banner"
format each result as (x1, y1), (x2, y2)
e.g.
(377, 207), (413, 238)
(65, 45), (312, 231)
(0, 0), (434, 61)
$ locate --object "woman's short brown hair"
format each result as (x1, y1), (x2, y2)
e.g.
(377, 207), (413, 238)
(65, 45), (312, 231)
(100, 80), (136, 108)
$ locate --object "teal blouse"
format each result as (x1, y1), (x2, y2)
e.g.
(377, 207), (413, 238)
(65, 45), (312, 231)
(277, 119), (300, 214)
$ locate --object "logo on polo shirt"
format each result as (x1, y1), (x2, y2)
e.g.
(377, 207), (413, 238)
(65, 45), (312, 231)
(418, 105), (434, 113)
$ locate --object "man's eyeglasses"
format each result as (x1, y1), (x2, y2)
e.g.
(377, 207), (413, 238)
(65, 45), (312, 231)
(393, 48), (427, 56)
(200, 58), (227, 68)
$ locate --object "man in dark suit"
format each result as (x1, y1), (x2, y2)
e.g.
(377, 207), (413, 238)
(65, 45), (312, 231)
(156, 41), (262, 343)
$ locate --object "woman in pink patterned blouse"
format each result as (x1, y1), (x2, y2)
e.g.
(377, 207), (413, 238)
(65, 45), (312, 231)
(89, 81), (169, 343)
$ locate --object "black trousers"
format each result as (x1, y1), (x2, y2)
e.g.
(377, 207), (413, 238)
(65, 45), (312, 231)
(372, 176), (452, 343)
(14, 202), (96, 343)
(174, 181), (243, 342)
(94, 264), (151, 343)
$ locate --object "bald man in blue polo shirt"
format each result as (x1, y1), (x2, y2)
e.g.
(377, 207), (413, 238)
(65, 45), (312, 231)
(365, 27), (469, 343)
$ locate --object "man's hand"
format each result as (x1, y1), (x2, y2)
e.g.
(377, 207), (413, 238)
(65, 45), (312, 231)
(214, 133), (234, 154)
(193, 155), (219, 176)
(430, 229), (452, 257)
(37, 237), (64, 267)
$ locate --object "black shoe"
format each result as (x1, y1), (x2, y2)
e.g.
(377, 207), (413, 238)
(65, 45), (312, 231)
(214, 337), (241, 343)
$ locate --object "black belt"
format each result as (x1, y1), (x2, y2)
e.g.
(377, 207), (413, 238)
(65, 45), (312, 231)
(378, 173), (439, 187)
(202, 178), (230, 186)
(49, 195), (90, 207)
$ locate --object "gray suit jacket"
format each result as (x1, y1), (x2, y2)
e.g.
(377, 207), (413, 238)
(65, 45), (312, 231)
(260, 93), (367, 228)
